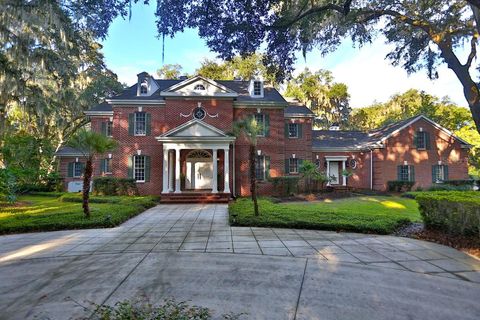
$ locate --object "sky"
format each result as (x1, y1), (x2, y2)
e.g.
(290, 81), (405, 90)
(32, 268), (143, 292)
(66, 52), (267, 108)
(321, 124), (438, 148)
(101, 2), (467, 108)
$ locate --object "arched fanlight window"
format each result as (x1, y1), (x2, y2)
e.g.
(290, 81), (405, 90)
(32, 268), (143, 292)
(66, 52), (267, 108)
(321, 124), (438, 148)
(194, 84), (206, 91)
(186, 150), (211, 160)
(140, 80), (148, 94)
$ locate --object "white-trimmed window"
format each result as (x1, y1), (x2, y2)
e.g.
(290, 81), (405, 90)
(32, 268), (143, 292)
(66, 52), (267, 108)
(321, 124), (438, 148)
(140, 80), (148, 94)
(134, 155), (146, 182)
(253, 81), (262, 96)
(102, 158), (112, 174)
(398, 165), (415, 181)
(289, 158), (299, 174)
(73, 162), (83, 178)
(194, 84), (205, 91)
(255, 155), (266, 180)
(254, 113), (265, 137)
(433, 165), (448, 183)
(134, 112), (146, 136)
(415, 131), (430, 149)
(106, 121), (113, 137)
(288, 123), (299, 138)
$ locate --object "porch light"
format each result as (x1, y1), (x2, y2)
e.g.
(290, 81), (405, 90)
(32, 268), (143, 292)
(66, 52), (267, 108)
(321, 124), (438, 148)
(137, 150), (142, 155)
(109, 116), (113, 122)
(75, 157), (79, 163)
(403, 160), (408, 165)
(257, 149), (262, 156)
(108, 153), (112, 159)
(316, 155), (319, 160)
(438, 160), (442, 165)
(292, 154), (296, 158)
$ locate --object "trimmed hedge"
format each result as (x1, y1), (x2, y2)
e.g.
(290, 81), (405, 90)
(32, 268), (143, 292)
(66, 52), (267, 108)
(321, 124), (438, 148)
(415, 191), (480, 237)
(387, 180), (415, 192)
(271, 176), (301, 196)
(93, 177), (139, 196)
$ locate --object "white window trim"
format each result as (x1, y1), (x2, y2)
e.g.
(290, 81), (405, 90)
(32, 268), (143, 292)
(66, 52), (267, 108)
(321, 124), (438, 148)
(255, 113), (265, 137)
(256, 155), (266, 181)
(134, 155), (146, 183)
(106, 121), (113, 137)
(134, 112), (146, 136)
(289, 158), (299, 174)
(104, 158), (113, 174)
(417, 131), (427, 150)
(73, 162), (82, 178)
(435, 165), (445, 183)
(140, 80), (148, 95)
(288, 123), (299, 139)
(399, 165), (412, 181)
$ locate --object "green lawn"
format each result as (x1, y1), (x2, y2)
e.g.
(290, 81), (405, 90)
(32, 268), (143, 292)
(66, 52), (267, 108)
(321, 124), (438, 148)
(229, 196), (421, 234)
(0, 194), (159, 234)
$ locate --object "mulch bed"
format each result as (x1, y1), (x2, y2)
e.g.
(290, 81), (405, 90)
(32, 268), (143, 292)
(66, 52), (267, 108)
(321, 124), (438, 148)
(274, 192), (357, 203)
(411, 229), (480, 259)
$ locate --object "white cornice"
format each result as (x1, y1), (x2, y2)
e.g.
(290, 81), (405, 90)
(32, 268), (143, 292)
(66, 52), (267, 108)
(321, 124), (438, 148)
(106, 99), (166, 105)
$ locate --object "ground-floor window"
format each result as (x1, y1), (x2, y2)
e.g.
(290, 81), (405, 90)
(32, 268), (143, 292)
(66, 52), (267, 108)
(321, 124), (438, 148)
(134, 155), (146, 182)
(432, 165), (448, 183)
(397, 165), (415, 181)
(73, 162), (83, 178)
(256, 155), (266, 180)
(102, 158), (112, 174)
(289, 158), (299, 174)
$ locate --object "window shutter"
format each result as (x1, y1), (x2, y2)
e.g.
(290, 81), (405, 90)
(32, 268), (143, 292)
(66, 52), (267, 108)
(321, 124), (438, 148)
(145, 156), (151, 182)
(128, 156), (133, 178)
(285, 123), (289, 138)
(444, 165), (449, 181)
(79, 162), (85, 176)
(265, 156), (271, 179)
(298, 124), (303, 138)
(432, 165), (436, 183)
(145, 113), (151, 135)
(264, 114), (270, 137)
(425, 132), (431, 150)
(413, 132), (418, 148)
(285, 159), (290, 174)
(128, 113), (135, 136)
(409, 165), (415, 182)
(299, 159), (304, 169)
(397, 165), (402, 181)
(101, 122), (107, 136)
(67, 162), (74, 177)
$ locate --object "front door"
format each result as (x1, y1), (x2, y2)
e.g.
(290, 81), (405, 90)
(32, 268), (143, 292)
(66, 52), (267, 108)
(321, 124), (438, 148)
(329, 161), (339, 185)
(194, 162), (213, 189)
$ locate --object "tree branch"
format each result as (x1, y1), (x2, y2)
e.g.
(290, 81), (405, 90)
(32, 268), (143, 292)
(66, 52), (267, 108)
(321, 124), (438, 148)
(465, 33), (479, 68)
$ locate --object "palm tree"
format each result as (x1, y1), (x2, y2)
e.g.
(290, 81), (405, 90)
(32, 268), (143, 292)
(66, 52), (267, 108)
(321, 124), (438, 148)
(67, 129), (117, 218)
(233, 117), (263, 216)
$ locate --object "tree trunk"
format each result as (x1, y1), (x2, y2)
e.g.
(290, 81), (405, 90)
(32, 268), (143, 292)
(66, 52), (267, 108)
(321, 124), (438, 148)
(249, 144), (259, 216)
(82, 157), (93, 218)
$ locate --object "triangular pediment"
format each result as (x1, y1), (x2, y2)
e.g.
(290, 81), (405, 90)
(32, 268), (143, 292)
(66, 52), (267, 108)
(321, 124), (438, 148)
(160, 76), (238, 97)
(159, 119), (229, 138)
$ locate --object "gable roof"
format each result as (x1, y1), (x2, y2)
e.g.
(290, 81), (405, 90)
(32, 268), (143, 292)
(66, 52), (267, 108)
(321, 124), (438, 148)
(284, 103), (315, 117)
(160, 75), (238, 97)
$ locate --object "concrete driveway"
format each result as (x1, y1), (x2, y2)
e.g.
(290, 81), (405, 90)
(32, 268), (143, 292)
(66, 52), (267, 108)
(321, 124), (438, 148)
(1, 204), (479, 319)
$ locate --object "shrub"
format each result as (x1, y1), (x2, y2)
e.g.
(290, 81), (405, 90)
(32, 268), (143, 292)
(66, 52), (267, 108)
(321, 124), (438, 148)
(443, 179), (476, 186)
(428, 184), (472, 191)
(387, 180), (415, 192)
(93, 177), (139, 196)
(415, 191), (480, 237)
(271, 176), (300, 196)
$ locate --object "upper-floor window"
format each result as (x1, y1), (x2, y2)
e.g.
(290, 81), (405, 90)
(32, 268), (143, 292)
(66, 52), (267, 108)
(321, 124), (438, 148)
(254, 113), (265, 137)
(397, 165), (415, 181)
(255, 155), (266, 180)
(288, 123), (299, 138)
(134, 155), (146, 182)
(289, 158), (299, 174)
(194, 84), (205, 91)
(106, 121), (112, 137)
(253, 81), (262, 96)
(140, 80), (148, 94)
(135, 112), (146, 136)
(415, 131), (430, 149)
(73, 162), (83, 178)
(432, 165), (448, 183)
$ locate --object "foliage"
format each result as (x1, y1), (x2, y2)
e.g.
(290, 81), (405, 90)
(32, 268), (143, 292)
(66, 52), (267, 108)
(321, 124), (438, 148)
(387, 181), (416, 192)
(271, 176), (301, 197)
(427, 184), (473, 192)
(0, 168), (18, 203)
(229, 196), (421, 234)
(284, 68), (351, 129)
(0, 194), (159, 234)
(157, 64), (184, 79)
(298, 160), (330, 193)
(93, 177), (139, 196)
(415, 191), (480, 237)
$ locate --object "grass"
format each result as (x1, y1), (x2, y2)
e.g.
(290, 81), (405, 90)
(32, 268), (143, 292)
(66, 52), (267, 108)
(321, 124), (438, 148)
(229, 196), (421, 234)
(0, 193), (159, 234)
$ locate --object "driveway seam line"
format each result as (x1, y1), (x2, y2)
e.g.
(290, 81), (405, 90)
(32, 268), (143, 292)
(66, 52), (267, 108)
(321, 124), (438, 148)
(293, 258), (308, 320)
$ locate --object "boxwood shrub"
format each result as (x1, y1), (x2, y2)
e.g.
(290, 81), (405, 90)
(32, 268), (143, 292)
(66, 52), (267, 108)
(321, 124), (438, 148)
(271, 176), (301, 196)
(93, 177), (139, 196)
(415, 191), (480, 237)
(387, 180), (415, 192)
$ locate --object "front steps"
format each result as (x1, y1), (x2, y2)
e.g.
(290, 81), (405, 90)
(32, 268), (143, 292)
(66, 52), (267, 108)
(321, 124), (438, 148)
(161, 192), (230, 204)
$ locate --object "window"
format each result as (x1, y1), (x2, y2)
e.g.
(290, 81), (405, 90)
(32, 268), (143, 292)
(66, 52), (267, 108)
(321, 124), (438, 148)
(73, 162), (83, 178)
(134, 155), (146, 182)
(134, 112), (146, 136)
(140, 80), (148, 94)
(254, 113), (265, 136)
(102, 158), (112, 174)
(253, 81), (262, 96)
(433, 165), (448, 183)
(398, 165), (414, 181)
(255, 155), (266, 180)
(288, 123), (299, 138)
(106, 121), (112, 137)
(289, 158), (299, 174)
(416, 131), (428, 149)
(194, 84), (205, 91)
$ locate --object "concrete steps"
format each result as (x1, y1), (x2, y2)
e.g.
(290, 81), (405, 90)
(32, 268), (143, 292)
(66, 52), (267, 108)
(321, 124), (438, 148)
(161, 192), (231, 204)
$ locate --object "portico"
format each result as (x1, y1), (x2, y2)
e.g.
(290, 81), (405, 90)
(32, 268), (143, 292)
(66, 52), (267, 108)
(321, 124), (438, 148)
(156, 119), (235, 195)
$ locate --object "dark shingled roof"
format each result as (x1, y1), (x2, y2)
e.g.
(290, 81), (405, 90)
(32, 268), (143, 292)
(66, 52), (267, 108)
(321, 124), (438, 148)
(284, 104), (315, 116)
(89, 101), (113, 112)
(55, 146), (86, 156)
(312, 130), (371, 149)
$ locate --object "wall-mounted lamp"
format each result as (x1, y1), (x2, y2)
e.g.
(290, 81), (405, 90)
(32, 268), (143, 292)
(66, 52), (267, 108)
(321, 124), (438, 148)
(109, 116), (113, 122)
(108, 153), (112, 159)
(138, 106), (143, 112)
(257, 149), (262, 156)
(137, 150), (142, 156)
(292, 153), (296, 159)
(316, 155), (319, 160)
(75, 157), (79, 163)
(403, 160), (408, 165)
(438, 160), (442, 165)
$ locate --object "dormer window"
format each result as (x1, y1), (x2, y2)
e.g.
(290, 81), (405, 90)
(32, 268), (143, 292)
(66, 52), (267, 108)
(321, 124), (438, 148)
(194, 84), (206, 91)
(253, 81), (262, 96)
(140, 80), (148, 94)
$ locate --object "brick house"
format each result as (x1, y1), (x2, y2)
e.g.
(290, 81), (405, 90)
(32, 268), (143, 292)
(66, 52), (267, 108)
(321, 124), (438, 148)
(56, 72), (471, 200)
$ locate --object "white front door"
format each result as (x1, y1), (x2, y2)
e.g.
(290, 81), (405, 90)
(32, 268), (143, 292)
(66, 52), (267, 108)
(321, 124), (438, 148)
(329, 162), (339, 185)
(194, 162), (213, 189)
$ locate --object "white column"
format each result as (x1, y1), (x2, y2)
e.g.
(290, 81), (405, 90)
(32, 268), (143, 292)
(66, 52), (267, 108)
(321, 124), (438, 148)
(162, 147), (169, 193)
(342, 160), (346, 186)
(168, 150), (174, 192)
(175, 148), (181, 193)
(223, 147), (230, 193)
(212, 148), (218, 193)
(326, 161), (330, 186)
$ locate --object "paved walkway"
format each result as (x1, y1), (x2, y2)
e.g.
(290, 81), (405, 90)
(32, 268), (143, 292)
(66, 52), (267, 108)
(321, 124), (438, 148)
(1, 204), (480, 319)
